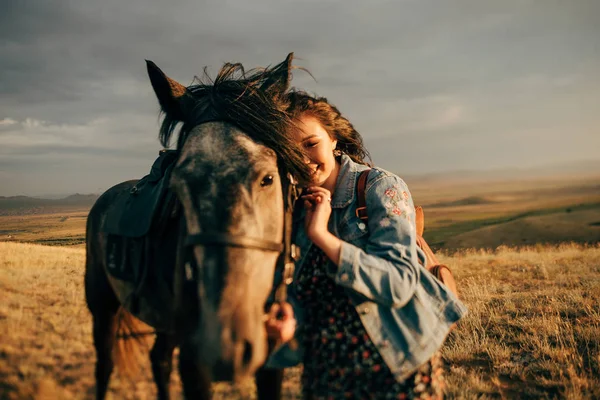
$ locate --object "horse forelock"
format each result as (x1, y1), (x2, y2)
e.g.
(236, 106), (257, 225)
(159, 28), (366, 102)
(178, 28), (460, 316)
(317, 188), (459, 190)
(173, 123), (281, 234)
(157, 61), (312, 185)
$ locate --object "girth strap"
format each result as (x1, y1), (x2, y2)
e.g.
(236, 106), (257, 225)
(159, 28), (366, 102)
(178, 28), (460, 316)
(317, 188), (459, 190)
(185, 233), (283, 253)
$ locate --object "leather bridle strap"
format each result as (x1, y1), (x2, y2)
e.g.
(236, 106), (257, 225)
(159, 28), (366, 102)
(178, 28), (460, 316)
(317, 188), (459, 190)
(270, 172), (300, 351)
(274, 173), (300, 304)
(182, 172), (299, 307)
(185, 233), (283, 253)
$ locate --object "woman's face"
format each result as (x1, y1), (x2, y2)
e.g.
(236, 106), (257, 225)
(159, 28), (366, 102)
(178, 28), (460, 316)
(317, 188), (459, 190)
(292, 114), (338, 187)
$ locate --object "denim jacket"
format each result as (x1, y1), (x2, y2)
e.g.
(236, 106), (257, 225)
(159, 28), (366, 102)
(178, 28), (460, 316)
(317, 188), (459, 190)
(266, 155), (467, 382)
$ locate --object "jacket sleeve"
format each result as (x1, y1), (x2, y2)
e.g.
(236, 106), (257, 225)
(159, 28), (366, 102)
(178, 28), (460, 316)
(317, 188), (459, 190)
(330, 170), (423, 308)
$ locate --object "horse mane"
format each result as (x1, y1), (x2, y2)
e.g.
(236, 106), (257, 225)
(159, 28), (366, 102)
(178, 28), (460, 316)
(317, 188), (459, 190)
(158, 60), (312, 184)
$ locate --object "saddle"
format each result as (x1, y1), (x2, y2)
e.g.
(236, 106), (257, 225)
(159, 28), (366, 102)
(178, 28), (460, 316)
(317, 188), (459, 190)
(104, 150), (178, 238)
(356, 170), (459, 299)
(103, 150), (180, 286)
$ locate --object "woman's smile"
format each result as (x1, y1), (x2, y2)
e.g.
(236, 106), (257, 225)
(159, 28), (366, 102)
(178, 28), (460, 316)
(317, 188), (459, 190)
(292, 115), (339, 191)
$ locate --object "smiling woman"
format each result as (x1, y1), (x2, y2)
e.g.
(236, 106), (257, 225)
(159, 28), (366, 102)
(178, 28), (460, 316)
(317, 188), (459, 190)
(292, 115), (341, 192)
(263, 91), (467, 399)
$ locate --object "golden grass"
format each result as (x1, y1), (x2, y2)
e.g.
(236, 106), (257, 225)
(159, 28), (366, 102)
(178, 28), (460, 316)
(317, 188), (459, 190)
(440, 243), (600, 399)
(2, 176), (598, 252)
(1, 242), (599, 399)
(407, 175), (600, 212)
(0, 243), (96, 399)
(0, 211), (88, 247)
(0, 242), (292, 399)
(408, 176), (600, 248)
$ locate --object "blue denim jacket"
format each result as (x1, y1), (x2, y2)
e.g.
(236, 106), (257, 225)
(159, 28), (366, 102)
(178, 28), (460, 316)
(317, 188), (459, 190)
(266, 155), (467, 382)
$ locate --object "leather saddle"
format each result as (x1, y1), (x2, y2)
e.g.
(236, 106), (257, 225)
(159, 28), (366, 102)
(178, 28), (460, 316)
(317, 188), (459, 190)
(104, 150), (178, 238)
(102, 150), (180, 284)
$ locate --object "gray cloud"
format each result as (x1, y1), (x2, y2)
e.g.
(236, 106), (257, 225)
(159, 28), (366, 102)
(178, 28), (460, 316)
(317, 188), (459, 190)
(0, 0), (599, 195)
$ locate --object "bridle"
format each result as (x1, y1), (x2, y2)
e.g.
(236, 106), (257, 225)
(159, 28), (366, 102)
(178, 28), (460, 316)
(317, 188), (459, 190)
(116, 174), (299, 340)
(175, 113), (301, 305)
(184, 172), (300, 304)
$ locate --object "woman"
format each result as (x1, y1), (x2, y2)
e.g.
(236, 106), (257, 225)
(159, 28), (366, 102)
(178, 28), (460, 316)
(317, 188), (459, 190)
(265, 91), (467, 399)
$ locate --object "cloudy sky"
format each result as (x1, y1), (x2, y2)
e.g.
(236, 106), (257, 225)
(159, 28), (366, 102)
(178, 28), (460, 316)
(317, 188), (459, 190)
(1, 0), (599, 196)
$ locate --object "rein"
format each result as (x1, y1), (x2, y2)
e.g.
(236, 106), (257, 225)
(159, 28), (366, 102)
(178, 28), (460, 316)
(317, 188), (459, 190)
(274, 173), (300, 304)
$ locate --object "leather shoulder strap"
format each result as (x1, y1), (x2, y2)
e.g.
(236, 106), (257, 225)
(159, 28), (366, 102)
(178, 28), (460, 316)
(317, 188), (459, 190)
(415, 205), (425, 236)
(356, 169), (371, 220)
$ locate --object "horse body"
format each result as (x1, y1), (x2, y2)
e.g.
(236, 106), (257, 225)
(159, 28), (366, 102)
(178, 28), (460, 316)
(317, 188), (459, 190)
(85, 54), (309, 399)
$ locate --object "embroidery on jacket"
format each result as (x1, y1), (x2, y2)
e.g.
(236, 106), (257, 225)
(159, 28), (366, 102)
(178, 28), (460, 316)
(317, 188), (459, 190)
(383, 185), (411, 221)
(379, 218), (391, 228)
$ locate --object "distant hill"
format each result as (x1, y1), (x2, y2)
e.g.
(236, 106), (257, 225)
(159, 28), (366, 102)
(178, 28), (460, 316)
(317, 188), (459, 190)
(0, 194), (99, 215)
(402, 159), (600, 186)
(61, 194), (100, 204)
(426, 196), (494, 208)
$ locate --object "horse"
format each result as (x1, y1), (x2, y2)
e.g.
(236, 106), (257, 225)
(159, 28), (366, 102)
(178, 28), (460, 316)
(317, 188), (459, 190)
(84, 53), (311, 399)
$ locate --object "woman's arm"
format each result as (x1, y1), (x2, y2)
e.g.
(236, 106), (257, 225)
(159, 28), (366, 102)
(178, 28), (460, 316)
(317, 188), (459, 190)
(311, 172), (422, 308)
(339, 172), (421, 307)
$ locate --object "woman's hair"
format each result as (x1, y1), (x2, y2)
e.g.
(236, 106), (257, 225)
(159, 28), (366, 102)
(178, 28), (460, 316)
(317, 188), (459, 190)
(286, 90), (372, 166)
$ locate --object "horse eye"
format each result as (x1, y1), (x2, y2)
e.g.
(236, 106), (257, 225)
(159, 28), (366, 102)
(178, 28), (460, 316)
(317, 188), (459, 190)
(260, 175), (274, 187)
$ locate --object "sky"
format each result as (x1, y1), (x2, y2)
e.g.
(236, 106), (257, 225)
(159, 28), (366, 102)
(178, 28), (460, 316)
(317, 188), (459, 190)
(1, 0), (599, 196)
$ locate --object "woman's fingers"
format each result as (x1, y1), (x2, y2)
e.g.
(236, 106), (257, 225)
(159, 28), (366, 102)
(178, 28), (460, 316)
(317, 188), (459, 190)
(302, 195), (322, 204)
(306, 186), (331, 197)
(267, 303), (281, 318)
(266, 302), (294, 321)
(306, 186), (330, 194)
(264, 302), (296, 342)
(301, 193), (329, 203)
(303, 187), (332, 204)
(279, 302), (294, 320)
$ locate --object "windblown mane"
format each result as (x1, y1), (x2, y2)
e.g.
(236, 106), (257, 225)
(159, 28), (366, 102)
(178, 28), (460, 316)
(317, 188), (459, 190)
(158, 59), (312, 184)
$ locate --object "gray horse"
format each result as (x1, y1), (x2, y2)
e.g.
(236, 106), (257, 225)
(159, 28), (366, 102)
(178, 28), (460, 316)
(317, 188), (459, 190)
(84, 54), (310, 399)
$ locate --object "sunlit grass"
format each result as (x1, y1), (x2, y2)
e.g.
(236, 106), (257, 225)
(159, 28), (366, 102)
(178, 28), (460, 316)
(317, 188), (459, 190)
(1, 242), (599, 398)
(441, 243), (600, 399)
(0, 210), (88, 247)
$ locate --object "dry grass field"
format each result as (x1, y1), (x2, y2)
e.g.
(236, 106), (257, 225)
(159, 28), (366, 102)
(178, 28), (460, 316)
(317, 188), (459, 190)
(406, 176), (600, 249)
(0, 211), (88, 247)
(1, 242), (599, 399)
(2, 175), (599, 251)
(1, 175), (599, 399)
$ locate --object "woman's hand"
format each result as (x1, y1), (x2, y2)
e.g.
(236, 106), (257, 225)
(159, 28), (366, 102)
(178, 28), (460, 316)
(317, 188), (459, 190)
(301, 186), (343, 265)
(301, 186), (333, 245)
(265, 302), (296, 343)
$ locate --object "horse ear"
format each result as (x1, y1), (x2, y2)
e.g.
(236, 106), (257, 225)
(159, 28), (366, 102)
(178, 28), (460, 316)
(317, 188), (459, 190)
(146, 60), (194, 120)
(260, 52), (294, 95)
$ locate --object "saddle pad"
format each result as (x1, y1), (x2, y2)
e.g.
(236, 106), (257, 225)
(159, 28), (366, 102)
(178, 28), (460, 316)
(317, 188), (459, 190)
(103, 194), (180, 298)
(103, 150), (178, 238)
(105, 230), (179, 327)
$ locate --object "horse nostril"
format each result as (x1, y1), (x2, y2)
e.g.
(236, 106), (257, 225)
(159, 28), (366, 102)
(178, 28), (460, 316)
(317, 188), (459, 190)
(242, 340), (253, 366)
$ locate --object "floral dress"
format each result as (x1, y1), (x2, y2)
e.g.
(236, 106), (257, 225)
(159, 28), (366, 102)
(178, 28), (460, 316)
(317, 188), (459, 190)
(296, 246), (445, 400)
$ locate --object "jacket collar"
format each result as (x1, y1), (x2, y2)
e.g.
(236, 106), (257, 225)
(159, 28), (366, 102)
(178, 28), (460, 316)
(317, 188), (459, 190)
(331, 154), (370, 209)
